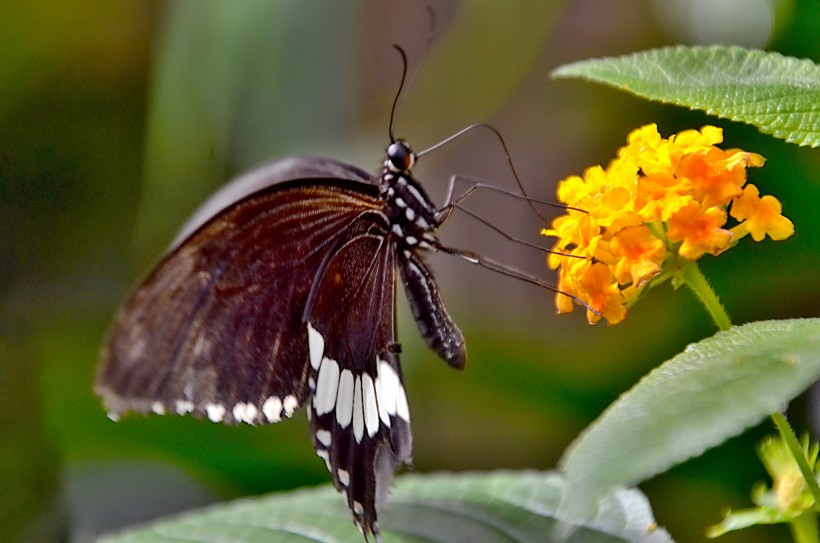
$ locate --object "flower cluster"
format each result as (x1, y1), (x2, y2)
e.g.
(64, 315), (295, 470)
(543, 124), (793, 324)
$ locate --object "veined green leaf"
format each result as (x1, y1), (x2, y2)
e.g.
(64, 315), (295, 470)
(560, 318), (820, 519)
(553, 46), (820, 147)
(99, 471), (672, 543)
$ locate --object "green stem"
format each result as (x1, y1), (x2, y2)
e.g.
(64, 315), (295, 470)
(772, 412), (820, 513)
(679, 259), (820, 540)
(681, 262), (732, 331)
(789, 512), (819, 543)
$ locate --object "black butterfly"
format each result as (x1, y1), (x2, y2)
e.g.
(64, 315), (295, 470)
(95, 43), (583, 540)
(95, 133), (481, 536)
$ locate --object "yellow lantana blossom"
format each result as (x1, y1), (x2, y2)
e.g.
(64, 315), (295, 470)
(610, 225), (666, 287)
(666, 202), (733, 260)
(730, 184), (795, 242)
(542, 124), (792, 325)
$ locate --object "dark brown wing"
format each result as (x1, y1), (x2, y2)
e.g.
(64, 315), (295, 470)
(303, 216), (413, 538)
(97, 156), (418, 539)
(95, 175), (382, 426)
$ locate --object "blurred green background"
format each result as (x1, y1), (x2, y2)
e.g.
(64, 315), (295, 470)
(1, 1), (818, 542)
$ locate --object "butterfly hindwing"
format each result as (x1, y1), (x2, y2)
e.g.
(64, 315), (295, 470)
(305, 214), (412, 535)
(309, 351), (412, 537)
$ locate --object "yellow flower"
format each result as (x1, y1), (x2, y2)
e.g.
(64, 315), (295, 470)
(677, 147), (761, 208)
(576, 262), (627, 325)
(669, 124), (724, 153)
(556, 174), (592, 206)
(543, 124), (792, 325)
(730, 184), (795, 241)
(635, 173), (692, 222)
(610, 225), (666, 287)
(666, 202), (733, 260)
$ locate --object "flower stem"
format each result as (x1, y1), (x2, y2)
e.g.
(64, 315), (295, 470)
(681, 262), (732, 331)
(772, 412), (820, 513)
(789, 512), (819, 543)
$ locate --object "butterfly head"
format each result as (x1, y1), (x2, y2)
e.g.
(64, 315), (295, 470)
(386, 140), (415, 173)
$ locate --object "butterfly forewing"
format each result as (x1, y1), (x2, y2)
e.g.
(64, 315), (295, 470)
(97, 147), (467, 540)
(96, 177), (382, 425)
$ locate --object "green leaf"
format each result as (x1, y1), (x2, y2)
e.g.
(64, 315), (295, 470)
(559, 318), (820, 519)
(552, 46), (820, 147)
(99, 471), (673, 543)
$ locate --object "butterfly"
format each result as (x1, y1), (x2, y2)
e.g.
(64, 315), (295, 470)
(95, 131), (480, 537)
(94, 44), (581, 540)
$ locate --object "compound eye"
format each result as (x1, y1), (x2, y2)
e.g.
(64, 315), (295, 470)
(387, 140), (415, 171)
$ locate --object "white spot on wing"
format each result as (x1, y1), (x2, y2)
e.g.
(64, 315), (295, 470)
(353, 500), (365, 516)
(405, 207), (416, 221)
(175, 400), (194, 415)
(352, 375), (364, 442)
(362, 374), (379, 437)
(232, 402), (257, 424)
(396, 383), (410, 422)
(314, 357), (340, 415)
(338, 468), (350, 487)
(316, 448), (331, 471)
(263, 396), (282, 422)
(374, 361), (390, 427)
(336, 370), (354, 428)
(107, 411), (121, 422)
(307, 323), (324, 370)
(377, 358), (410, 422)
(206, 403), (225, 423)
(151, 401), (165, 415)
(378, 360), (399, 416)
(283, 395), (299, 418)
(316, 429), (332, 447)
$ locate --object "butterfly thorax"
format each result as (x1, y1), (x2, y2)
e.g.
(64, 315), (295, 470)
(380, 140), (440, 250)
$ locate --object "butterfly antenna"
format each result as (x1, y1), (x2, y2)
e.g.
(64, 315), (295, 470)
(388, 45), (409, 144)
(389, 7), (438, 144)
